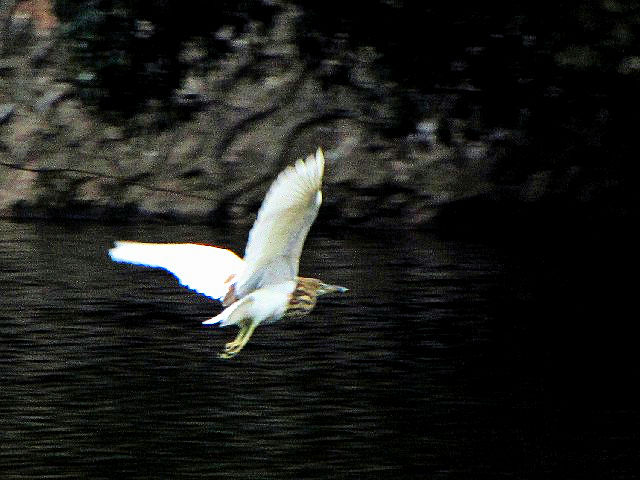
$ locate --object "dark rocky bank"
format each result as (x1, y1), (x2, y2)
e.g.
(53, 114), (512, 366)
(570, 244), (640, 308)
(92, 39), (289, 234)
(0, 1), (636, 232)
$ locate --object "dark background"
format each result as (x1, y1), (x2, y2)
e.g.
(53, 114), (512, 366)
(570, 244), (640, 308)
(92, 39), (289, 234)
(1, 0), (637, 228)
(1, 2), (638, 478)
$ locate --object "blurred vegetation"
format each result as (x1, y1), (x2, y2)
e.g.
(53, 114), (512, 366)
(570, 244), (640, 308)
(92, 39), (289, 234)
(39, 0), (640, 222)
(55, 2), (640, 135)
(54, 0), (278, 118)
(296, 1), (640, 207)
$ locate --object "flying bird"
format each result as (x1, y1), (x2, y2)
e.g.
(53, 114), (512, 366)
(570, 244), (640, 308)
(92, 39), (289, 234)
(109, 148), (347, 358)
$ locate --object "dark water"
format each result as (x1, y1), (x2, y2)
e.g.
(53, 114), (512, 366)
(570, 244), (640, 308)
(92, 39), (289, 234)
(1, 220), (637, 479)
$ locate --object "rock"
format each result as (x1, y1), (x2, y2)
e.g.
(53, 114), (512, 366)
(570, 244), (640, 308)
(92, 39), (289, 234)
(34, 84), (73, 113)
(521, 170), (553, 202)
(8, 13), (33, 49)
(102, 126), (124, 142)
(618, 56), (640, 75)
(180, 43), (207, 65)
(463, 142), (488, 164)
(75, 178), (104, 203)
(0, 103), (15, 124)
(0, 57), (20, 76)
(404, 199), (438, 226)
(134, 20), (154, 39)
(215, 25), (235, 42)
(30, 38), (54, 66)
(414, 119), (439, 146)
(555, 45), (600, 69)
(4, 116), (45, 160)
(75, 71), (97, 85)
(173, 76), (206, 108)
(53, 100), (93, 145)
(168, 136), (200, 165)
(0, 166), (38, 214)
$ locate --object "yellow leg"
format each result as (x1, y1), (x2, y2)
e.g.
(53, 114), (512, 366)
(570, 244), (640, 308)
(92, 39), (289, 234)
(222, 323), (247, 352)
(219, 321), (259, 359)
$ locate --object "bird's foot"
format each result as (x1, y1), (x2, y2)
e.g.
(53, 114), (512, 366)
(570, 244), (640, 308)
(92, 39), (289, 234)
(218, 339), (244, 359)
(218, 350), (238, 359)
(225, 338), (242, 351)
(217, 322), (258, 359)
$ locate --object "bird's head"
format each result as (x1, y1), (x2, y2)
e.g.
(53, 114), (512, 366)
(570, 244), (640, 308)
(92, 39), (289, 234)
(316, 281), (349, 296)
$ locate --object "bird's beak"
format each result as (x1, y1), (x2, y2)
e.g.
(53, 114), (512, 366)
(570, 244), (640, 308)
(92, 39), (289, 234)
(318, 282), (349, 295)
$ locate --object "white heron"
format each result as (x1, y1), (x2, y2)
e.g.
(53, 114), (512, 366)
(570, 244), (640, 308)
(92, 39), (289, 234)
(109, 148), (347, 358)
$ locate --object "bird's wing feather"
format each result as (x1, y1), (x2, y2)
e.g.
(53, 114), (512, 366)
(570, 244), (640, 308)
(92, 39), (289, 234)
(108, 241), (245, 301)
(235, 148), (325, 296)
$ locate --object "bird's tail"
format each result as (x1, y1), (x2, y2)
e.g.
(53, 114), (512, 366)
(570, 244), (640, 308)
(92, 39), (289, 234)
(202, 309), (228, 326)
(202, 296), (253, 327)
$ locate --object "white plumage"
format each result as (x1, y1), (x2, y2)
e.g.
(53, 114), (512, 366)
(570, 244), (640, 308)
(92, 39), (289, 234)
(108, 148), (329, 358)
(108, 241), (245, 301)
(202, 281), (296, 327)
(235, 148), (324, 297)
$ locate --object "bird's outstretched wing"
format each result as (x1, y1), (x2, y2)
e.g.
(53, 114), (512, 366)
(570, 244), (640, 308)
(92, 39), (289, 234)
(234, 148), (325, 297)
(108, 241), (245, 301)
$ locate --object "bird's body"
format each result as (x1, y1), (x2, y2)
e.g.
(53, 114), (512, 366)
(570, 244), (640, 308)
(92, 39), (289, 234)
(109, 148), (347, 357)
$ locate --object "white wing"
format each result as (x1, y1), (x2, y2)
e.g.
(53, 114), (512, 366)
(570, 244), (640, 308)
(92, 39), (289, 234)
(234, 148), (325, 297)
(108, 241), (245, 301)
